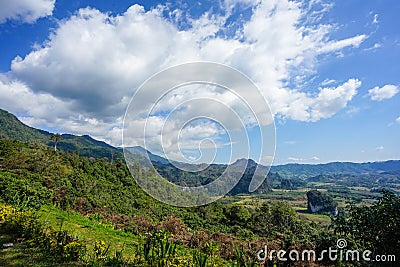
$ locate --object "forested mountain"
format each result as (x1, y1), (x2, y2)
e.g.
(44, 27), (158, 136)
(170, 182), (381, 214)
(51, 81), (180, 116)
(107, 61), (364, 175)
(1, 108), (400, 193)
(0, 109), (50, 142)
(0, 109), (122, 160)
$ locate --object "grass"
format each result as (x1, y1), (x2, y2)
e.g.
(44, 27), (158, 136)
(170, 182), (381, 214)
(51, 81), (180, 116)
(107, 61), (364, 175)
(0, 205), (140, 265)
(1, 205), (226, 266)
(0, 233), (83, 266)
(37, 205), (141, 259)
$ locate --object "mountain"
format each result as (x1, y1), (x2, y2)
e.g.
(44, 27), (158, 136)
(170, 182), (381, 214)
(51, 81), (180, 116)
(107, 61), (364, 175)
(125, 146), (400, 178)
(0, 108), (122, 160)
(1, 108), (400, 192)
(0, 109), (50, 142)
(124, 146), (170, 166)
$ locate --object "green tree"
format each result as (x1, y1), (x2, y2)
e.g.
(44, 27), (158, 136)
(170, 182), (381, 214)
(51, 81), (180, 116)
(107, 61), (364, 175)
(50, 133), (62, 152)
(331, 190), (400, 258)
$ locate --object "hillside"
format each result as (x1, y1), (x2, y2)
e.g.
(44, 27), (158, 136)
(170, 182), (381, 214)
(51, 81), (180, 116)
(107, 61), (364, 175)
(0, 109), (50, 142)
(0, 109), (122, 160)
(0, 139), (330, 266)
(2, 108), (400, 178)
(1, 139), (399, 266)
(1, 108), (400, 195)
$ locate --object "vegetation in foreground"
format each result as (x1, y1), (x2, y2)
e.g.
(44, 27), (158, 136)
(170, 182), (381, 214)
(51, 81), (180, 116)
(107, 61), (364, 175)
(0, 139), (399, 266)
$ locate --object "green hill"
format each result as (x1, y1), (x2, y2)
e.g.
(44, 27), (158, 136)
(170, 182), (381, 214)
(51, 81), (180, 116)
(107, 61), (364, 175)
(0, 109), (50, 142)
(0, 109), (122, 160)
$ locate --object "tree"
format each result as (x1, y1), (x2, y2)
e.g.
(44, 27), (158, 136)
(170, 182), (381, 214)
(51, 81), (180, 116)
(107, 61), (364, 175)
(51, 133), (62, 152)
(331, 190), (400, 257)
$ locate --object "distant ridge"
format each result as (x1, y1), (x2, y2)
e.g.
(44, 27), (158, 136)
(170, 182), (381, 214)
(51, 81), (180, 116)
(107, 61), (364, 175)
(1, 108), (400, 175)
(270, 160), (400, 176)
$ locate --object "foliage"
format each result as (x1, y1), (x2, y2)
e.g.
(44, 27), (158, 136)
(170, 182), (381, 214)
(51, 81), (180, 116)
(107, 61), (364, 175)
(331, 190), (400, 259)
(0, 135), (399, 266)
(0, 204), (14, 221)
(0, 205), (86, 262)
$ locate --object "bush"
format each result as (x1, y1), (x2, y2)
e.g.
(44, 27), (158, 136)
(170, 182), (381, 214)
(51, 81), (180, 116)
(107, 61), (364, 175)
(0, 207), (86, 262)
(0, 204), (14, 222)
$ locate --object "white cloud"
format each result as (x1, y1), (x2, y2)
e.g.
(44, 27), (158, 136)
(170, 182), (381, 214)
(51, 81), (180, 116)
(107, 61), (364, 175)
(364, 43), (381, 52)
(3, 0), (367, 149)
(372, 13), (379, 24)
(0, 0), (55, 23)
(0, 74), (124, 145)
(288, 156), (319, 162)
(309, 79), (360, 121)
(0, 74), (71, 123)
(396, 117), (400, 124)
(376, 146), (384, 151)
(321, 79), (336, 86)
(368, 84), (399, 101)
(284, 140), (296, 145)
(318, 34), (367, 54)
(288, 157), (303, 161)
(346, 106), (360, 115)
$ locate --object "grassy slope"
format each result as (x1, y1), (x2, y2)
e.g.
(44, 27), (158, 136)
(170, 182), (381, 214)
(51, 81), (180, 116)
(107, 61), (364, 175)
(37, 205), (140, 257)
(0, 205), (197, 266)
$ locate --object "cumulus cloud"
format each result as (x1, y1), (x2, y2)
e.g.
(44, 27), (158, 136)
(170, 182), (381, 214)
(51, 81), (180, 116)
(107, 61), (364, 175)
(308, 79), (360, 121)
(0, 74), (71, 123)
(3, 0), (366, 150)
(368, 84), (399, 101)
(0, 0), (55, 23)
(0, 74), (123, 145)
(396, 117), (400, 124)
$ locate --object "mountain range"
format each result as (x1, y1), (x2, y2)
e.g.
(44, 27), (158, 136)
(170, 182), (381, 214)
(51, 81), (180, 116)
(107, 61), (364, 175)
(1, 108), (400, 194)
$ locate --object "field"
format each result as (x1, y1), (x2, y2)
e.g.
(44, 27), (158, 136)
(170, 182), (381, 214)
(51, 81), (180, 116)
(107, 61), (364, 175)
(225, 183), (388, 227)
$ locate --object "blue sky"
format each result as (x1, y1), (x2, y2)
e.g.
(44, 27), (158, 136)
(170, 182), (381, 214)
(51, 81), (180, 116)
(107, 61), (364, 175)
(0, 0), (399, 165)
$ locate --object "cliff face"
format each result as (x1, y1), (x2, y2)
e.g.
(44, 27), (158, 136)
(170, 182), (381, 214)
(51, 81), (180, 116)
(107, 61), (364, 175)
(306, 190), (338, 216)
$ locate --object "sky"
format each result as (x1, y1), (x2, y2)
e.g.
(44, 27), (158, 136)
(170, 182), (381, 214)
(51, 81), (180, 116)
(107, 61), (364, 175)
(0, 0), (399, 165)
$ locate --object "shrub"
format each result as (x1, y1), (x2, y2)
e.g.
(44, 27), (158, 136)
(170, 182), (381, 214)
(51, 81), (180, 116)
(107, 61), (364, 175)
(63, 240), (86, 261)
(0, 204), (14, 222)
